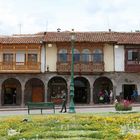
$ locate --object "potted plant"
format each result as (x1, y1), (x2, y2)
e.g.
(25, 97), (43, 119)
(115, 99), (132, 111)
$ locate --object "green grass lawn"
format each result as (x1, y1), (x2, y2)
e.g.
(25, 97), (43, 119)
(1, 112), (140, 140)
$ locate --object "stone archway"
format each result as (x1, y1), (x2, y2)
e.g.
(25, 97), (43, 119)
(74, 77), (90, 104)
(93, 77), (113, 104)
(48, 76), (67, 104)
(2, 78), (22, 105)
(25, 78), (45, 103)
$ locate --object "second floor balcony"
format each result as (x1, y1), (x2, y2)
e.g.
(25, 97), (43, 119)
(56, 53), (104, 73)
(0, 53), (41, 73)
(125, 48), (140, 72)
(0, 62), (41, 73)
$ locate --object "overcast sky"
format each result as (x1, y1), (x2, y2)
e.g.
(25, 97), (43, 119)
(0, 0), (140, 35)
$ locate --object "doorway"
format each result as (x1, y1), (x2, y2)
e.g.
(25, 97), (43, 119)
(4, 87), (16, 104)
(25, 78), (45, 103)
(74, 77), (90, 104)
(2, 78), (22, 106)
(48, 77), (67, 103)
(32, 87), (44, 102)
(93, 77), (113, 104)
(122, 84), (136, 100)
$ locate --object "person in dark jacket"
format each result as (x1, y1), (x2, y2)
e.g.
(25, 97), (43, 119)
(60, 90), (67, 113)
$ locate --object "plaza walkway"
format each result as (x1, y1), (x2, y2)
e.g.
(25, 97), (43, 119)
(0, 104), (140, 116)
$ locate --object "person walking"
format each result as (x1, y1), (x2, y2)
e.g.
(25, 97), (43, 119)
(109, 89), (113, 104)
(131, 88), (138, 102)
(60, 90), (67, 113)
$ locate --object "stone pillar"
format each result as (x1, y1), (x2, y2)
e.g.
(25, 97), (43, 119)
(113, 85), (117, 102)
(0, 86), (1, 107)
(90, 87), (93, 104)
(21, 84), (25, 107)
(89, 78), (94, 105)
(67, 80), (70, 104)
(44, 84), (48, 102)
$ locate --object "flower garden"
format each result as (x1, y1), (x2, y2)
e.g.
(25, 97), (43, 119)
(115, 100), (132, 111)
(1, 112), (140, 140)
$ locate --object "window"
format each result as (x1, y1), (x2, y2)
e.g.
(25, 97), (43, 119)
(74, 49), (80, 63)
(128, 50), (139, 61)
(3, 53), (13, 63)
(93, 49), (103, 63)
(58, 49), (67, 63)
(81, 49), (90, 63)
(16, 52), (25, 65)
(28, 54), (37, 63)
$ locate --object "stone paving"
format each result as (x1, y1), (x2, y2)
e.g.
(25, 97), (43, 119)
(0, 104), (140, 116)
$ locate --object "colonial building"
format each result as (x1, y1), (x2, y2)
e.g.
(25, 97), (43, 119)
(0, 35), (44, 106)
(0, 31), (140, 107)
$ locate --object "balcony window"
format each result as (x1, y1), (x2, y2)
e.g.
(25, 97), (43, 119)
(74, 49), (80, 63)
(3, 53), (13, 63)
(58, 49), (67, 63)
(81, 49), (90, 63)
(128, 50), (139, 61)
(28, 54), (37, 63)
(127, 49), (140, 64)
(93, 49), (103, 63)
(16, 52), (25, 65)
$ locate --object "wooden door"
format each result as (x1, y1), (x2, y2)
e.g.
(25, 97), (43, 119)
(32, 87), (44, 102)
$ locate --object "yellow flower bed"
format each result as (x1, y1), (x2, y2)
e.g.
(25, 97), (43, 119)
(0, 113), (140, 139)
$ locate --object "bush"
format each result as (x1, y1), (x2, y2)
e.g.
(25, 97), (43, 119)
(115, 100), (132, 111)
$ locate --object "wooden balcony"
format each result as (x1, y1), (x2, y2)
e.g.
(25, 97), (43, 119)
(57, 62), (104, 73)
(125, 60), (140, 72)
(0, 62), (41, 73)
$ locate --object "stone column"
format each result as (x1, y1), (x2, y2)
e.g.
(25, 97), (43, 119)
(44, 84), (48, 102)
(113, 85), (117, 102)
(90, 87), (93, 104)
(0, 86), (1, 107)
(21, 84), (25, 107)
(89, 78), (94, 105)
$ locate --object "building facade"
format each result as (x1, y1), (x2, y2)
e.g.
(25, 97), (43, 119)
(0, 32), (140, 107)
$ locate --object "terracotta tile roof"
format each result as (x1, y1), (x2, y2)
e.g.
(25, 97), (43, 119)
(114, 32), (140, 44)
(44, 32), (116, 43)
(43, 31), (140, 44)
(1, 31), (140, 45)
(0, 35), (43, 44)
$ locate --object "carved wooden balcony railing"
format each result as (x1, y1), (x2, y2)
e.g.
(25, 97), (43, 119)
(125, 49), (140, 72)
(57, 61), (104, 73)
(125, 60), (140, 72)
(0, 62), (41, 73)
(57, 53), (104, 73)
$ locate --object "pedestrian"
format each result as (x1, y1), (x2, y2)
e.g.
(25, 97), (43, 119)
(104, 90), (108, 103)
(99, 90), (104, 103)
(131, 88), (138, 102)
(60, 90), (67, 113)
(109, 89), (113, 104)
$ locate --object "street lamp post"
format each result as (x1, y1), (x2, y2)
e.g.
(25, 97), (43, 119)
(69, 29), (76, 113)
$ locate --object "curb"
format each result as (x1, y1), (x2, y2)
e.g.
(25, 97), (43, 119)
(0, 103), (139, 111)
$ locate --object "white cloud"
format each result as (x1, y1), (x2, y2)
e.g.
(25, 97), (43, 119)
(0, 0), (140, 34)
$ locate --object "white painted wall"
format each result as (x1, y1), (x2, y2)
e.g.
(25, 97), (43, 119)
(104, 44), (114, 72)
(46, 44), (57, 72)
(41, 46), (45, 73)
(114, 45), (124, 71)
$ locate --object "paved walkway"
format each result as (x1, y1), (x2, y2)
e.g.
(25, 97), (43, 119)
(0, 104), (140, 116)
